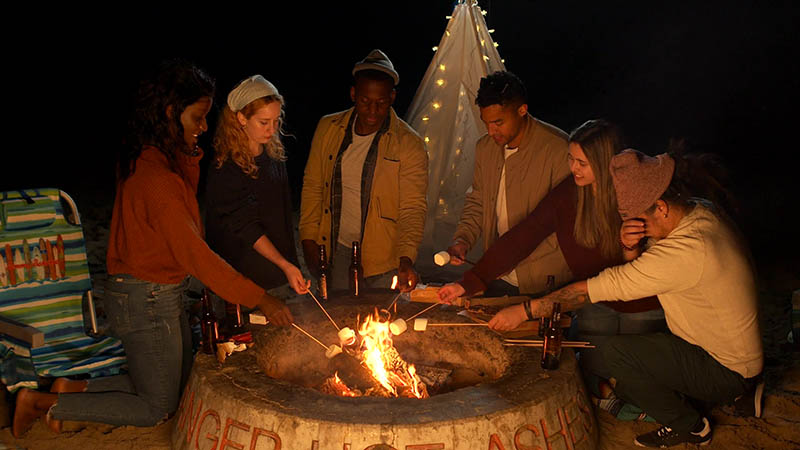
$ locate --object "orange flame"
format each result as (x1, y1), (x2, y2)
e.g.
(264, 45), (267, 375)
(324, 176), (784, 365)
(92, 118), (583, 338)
(391, 275), (398, 290)
(358, 311), (397, 396)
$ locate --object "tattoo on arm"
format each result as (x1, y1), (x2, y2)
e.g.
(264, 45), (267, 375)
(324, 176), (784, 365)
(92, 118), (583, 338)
(531, 281), (590, 317)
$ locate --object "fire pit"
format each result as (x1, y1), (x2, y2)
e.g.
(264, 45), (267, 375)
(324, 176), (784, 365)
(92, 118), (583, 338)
(171, 290), (598, 450)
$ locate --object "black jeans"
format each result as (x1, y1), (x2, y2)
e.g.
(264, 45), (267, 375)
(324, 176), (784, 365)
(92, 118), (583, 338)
(600, 332), (751, 432)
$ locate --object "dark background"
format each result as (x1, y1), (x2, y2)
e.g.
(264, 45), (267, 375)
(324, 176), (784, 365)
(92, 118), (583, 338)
(5, 1), (799, 265)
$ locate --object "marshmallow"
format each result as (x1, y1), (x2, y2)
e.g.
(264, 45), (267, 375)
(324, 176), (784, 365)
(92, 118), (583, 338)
(338, 327), (356, 347)
(389, 319), (407, 336)
(325, 345), (342, 359)
(433, 251), (451, 266)
(413, 318), (429, 331)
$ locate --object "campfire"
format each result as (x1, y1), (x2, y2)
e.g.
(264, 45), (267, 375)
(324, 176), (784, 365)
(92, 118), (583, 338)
(321, 309), (428, 399)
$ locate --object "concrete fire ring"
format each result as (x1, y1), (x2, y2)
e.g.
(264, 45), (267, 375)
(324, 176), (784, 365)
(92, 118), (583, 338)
(171, 298), (598, 450)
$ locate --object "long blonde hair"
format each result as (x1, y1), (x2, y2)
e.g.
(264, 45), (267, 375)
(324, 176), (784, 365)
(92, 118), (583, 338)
(212, 95), (287, 178)
(570, 120), (624, 259)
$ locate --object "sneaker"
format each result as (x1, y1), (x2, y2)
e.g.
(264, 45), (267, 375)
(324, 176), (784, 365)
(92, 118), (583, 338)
(734, 379), (765, 418)
(634, 417), (712, 447)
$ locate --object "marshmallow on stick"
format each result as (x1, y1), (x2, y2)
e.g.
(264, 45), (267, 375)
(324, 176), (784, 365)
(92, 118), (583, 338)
(389, 319), (407, 335)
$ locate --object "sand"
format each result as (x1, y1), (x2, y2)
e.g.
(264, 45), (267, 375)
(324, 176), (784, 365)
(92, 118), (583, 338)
(1, 189), (798, 450)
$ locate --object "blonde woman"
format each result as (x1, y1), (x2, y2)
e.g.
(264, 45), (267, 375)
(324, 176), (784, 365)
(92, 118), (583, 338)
(206, 75), (308, 303)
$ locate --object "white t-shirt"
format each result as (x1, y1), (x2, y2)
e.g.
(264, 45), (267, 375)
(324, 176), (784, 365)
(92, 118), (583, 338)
(496, 145), (519, 286)
(338, 124), (377, 247)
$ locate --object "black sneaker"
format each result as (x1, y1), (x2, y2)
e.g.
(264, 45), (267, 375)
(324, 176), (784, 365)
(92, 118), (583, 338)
(734, 379), (765, 418)
(634, 417), (712, 447)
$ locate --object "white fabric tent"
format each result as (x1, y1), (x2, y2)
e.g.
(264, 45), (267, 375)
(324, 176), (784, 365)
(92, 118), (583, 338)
(405, 0), (505, 279)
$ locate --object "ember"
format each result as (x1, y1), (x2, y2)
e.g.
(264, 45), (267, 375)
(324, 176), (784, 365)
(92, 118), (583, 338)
(322, 309), (428, 399)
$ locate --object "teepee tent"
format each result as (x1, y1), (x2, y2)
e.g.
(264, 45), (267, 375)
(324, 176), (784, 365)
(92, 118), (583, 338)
(405, 0), (505, 277)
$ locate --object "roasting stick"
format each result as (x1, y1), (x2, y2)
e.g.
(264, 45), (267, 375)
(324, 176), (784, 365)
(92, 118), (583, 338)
(306, 289), (340, 331)
(426, 322), (488, 327)
(387, 275), (404, 312)
(503, 342), (595, 349)
(291, 323), (329, 351)
(505, 338), (592, 345)
(405, 302), (440, 322)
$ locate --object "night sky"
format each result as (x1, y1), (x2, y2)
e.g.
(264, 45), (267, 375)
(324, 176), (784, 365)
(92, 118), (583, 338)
(7, 1), (799, 261)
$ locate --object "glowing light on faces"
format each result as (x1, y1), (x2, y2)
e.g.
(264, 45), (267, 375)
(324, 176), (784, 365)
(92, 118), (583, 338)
(567, 142), (596, 187)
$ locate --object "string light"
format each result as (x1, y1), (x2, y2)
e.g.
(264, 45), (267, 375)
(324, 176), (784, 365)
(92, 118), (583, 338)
(424, 136), (430, 143)
(494, 42), (499, 47)
(483, 55), (490, 61)
(501, 59), (505, 63)
(481, 9), (487, 15)
(439, 64), (446, 71)
(446, 30), (450, 36)
(455, 148), (462, 155)
(432, 101), (441, 110)
(422, 116), (430, 121)
(480, 39), (485, 46)
(436, 79), (445, 86)
(432, 46), (438, 52)
(488, 29), (495, 33)
(446, 15), (452, 19)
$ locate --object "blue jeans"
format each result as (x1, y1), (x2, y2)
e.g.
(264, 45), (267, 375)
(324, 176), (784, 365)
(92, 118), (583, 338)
(51, 274), (192, 426)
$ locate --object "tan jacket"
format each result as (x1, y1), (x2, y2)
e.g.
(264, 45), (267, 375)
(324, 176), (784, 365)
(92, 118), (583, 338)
(453, 115), (572, 293)
(299, 108), (428, 277)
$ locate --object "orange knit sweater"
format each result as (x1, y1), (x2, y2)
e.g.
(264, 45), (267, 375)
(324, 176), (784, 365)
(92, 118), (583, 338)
(107, 147), (263, 308)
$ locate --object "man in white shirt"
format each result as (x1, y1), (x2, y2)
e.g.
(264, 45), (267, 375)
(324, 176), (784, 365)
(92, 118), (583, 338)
(487, 149), (763, 448)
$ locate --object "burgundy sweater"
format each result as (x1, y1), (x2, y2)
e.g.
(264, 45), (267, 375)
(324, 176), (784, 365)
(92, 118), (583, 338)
(460, 178), (660, 313)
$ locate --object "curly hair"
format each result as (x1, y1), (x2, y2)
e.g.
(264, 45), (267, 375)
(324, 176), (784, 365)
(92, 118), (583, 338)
(212, 95), (287, 178)
(119, 59), (215, 181)
(569, 119), (626, 259)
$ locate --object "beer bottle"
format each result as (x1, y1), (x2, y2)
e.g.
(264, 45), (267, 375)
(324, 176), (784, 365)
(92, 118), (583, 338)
(224, 300), (244, 337)
(200, 288), (219, 355)
(538, 275), (556, 338)
(541, 302), (562, 370)
(349, 241), (363, 297)
(318, 244), (329, 301)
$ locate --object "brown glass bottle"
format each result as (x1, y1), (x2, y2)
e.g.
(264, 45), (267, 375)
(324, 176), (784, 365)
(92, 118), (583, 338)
(224, 300), (244, 337)
(318, 244), (329, 300)
(541, 302), (562, 370)
(349, 241), (363, 297)
(200, 288), (219, 355)
(538, 275), (556, 338)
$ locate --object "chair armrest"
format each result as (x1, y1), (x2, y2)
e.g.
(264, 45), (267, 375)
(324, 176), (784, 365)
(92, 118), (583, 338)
(0, 314), (44, 348)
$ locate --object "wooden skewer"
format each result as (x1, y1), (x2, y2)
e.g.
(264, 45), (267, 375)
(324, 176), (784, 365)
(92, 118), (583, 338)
(387, 291), (403, 311)
(427, 322), (488, 327)
(405, 302), (440, 322)
(503, 342), (596, 348)
(306, 289), (340, 331)
(505, 338), (591, 345)
(291, 323), (329, 351)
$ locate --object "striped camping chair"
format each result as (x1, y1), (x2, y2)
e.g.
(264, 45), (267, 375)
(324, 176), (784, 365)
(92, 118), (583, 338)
(0, 188), (126, 392)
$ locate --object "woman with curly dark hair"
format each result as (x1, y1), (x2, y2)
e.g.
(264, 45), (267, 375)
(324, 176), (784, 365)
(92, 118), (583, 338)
(12, 60), (294, 436)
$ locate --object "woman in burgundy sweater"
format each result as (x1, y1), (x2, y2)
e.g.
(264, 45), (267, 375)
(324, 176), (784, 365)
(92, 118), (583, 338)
(439, 119), (666, 404)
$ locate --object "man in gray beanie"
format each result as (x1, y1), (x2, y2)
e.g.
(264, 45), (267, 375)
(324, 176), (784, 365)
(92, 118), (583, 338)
(299, 49), (427, 292)
(485, 148), (763, 447)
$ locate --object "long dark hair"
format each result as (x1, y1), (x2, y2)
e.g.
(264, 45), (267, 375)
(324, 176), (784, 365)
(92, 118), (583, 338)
(657, 139), (740, 221)
(119, 59), (215, 181)
(570, 119), (625, 259)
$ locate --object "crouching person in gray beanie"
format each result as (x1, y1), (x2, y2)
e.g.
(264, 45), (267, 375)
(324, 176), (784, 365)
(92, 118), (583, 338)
(486, 147), (763, 448)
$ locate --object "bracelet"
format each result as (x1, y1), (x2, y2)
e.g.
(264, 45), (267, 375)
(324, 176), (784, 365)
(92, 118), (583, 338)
(619, 237), (638, 252)
(522, 299), (534, 321)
